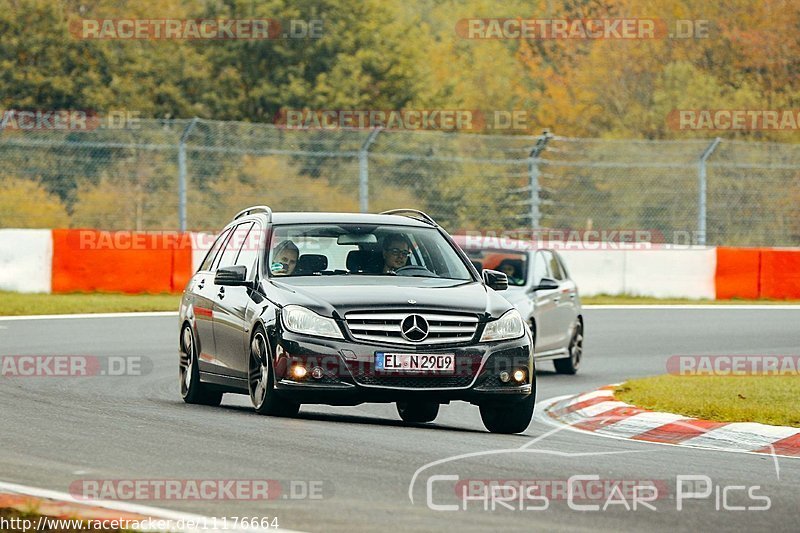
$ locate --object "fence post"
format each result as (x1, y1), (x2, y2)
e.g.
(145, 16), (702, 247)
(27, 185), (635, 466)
(0, 110), (11, 132)
(178, 118), (199, 232)
(527, 132), (551, 232)
(698, 137), (722, 246)
(359, 127), (382, 213)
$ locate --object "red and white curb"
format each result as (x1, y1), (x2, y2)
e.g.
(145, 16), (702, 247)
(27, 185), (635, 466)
(0, 480), (304, 533)
(540, 385), (800, 459)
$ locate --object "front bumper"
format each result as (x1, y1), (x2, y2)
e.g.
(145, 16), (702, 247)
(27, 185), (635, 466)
(271, 331), (534, 406)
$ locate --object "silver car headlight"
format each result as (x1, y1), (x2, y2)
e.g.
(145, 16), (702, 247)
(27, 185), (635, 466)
(281, 305), (343, 339)
(480, 309), (525, 342)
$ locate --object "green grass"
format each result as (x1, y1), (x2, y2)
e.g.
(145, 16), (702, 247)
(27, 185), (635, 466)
(0, 291), (180, 316)
(616, 375), (800, 428)
(582, 294), (800, 305)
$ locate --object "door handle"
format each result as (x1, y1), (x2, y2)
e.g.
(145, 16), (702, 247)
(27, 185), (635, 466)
(569, 293), (576, 299)
(217, 287), (225, 299)
(197, 279), (205, 290)
(553, 296), (560, 303)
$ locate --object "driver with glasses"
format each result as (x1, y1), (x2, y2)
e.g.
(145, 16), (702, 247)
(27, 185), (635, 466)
(381, 235), (412, 273)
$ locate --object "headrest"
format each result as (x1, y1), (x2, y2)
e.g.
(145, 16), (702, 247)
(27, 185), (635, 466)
(295, 254), (328, 275)
(347, 250), (382, 273)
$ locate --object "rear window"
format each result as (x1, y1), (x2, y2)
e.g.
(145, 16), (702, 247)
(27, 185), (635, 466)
(464, 249), (527, 286)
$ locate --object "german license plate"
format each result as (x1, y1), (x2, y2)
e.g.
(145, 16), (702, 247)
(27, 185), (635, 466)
(375, 353), (455, 373)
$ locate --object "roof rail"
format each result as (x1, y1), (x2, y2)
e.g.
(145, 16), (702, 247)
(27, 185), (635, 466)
(234, 205), (273, 222)
(379, 209), (437, 226)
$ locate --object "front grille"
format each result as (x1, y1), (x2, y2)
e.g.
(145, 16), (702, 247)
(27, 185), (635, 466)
(345, 310), (479, 346)
(351, 371), (474, 389)
(479, 374), (505, 388)
(348, 352), (482, 389)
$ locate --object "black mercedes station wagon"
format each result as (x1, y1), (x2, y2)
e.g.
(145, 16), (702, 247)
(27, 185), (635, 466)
(179, 207), (535, 433)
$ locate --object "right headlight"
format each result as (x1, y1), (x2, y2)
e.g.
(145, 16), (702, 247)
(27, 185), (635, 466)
(480, 309), (525, 342)
(281, 305), (344, 339)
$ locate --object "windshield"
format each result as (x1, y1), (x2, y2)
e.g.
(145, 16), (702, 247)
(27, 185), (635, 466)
(267, 224), (473, 281)
(464, 249), (528, 286)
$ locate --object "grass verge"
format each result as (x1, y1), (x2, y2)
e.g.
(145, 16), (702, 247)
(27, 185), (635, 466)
(616, 375), (800, 428)
(582, 294), (800, 305)
(0, 291), (180, 316)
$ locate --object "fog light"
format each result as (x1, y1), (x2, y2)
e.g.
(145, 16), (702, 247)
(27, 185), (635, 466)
(311, 367), (324, 379)
(512, 369), (526, 383)
(291, 365), (307, 379)
(499, 371), (510, 383)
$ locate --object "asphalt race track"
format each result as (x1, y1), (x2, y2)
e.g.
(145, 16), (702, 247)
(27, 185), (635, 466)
(1, 308), (798, 532)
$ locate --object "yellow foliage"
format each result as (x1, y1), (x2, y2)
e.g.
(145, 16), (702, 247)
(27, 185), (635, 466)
(0, 177), (70, 228)
(198, 156), (420, 229)
(71, 177), (178, 230)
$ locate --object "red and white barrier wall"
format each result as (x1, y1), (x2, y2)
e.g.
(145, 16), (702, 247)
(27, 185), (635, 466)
(0, 230), (799, 298)
(0, 230), (203, 294)
(0, 229), (54, 293)
(559, 247), (718, 299)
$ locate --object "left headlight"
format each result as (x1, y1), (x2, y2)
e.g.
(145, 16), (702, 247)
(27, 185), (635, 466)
(480, 309), (525, 342)
(281, 305), (344, 339)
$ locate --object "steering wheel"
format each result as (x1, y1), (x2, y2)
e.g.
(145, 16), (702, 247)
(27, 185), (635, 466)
(394, 265), (438, 277)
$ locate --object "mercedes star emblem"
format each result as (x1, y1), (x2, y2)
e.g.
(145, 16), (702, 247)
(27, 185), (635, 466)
(400, 314), (429, 342)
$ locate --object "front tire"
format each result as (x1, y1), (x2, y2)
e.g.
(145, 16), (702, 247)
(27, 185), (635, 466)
(479, 394), (535, 434)
(180, 324), (223, 406)
(249, 329), (300, 417)
(396, 401), (440, 424)
(554, 321), (583, 375)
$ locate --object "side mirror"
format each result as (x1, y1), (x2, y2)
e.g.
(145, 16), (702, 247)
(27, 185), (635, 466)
(482, 269), (508, 291)
(215, 265), (251, 287)
(533, 277), (559, 291)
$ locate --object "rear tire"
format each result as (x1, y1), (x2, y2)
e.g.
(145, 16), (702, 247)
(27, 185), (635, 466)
(180, 324), (223, 406)
(554, 321), (583, 375)
(249, 329), (300, 417)
(396, 401), (440, 424)
(479, 394), (535, 434)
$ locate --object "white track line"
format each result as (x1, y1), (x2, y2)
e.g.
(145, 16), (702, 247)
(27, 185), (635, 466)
(0, 480), (304, 533)
(0, 312), (178, 321)
(1, 305), (797, 321)
(583, 305), (800, 310)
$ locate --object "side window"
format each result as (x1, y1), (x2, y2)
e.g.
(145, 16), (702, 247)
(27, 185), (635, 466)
(546, 251), (565, 281)
(235, 222), (262, 277)
(199, 227), (232, 272)
(216, 222), (253, 271)
(532, 251), (549, 286)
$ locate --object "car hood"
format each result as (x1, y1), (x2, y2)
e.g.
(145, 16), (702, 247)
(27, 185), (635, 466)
(264, 276), (512, 320)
